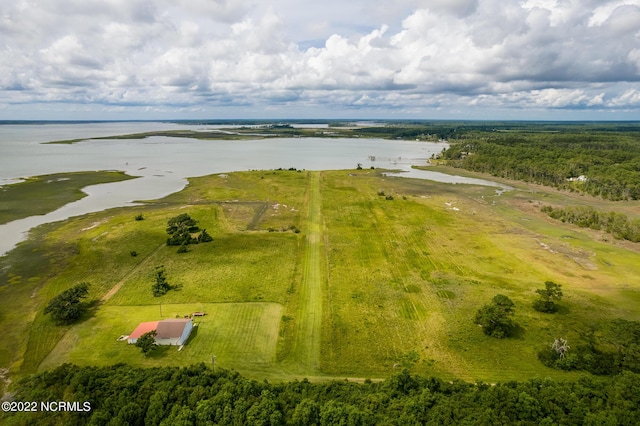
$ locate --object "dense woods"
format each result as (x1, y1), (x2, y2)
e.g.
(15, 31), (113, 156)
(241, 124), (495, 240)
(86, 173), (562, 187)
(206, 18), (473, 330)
(4, 364), (640, 425)
(440, 126), (640, 200)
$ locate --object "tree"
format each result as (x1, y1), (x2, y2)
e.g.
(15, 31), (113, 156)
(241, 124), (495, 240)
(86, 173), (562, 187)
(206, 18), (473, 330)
(136, 330), (157, 356)
(152, 266), (171, 297)
(543, 337), (578, 370)
(292, 399), (320, 426)
(552, 338), (570, 359)
(475, 294), (516, 338)
(43, 282), (90, 324)
(166, 213), (199, 246)
(197, 229), (213, 243)
(534, 281), (563, 313)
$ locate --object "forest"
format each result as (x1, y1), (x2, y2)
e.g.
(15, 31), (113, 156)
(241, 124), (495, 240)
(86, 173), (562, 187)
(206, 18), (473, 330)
(3, 364), (640, 426)
(440, 125), (640, 200)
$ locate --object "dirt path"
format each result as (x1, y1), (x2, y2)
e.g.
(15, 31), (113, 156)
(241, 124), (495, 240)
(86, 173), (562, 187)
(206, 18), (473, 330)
(286, 172), (324, 373)
(100, 243), (164, 303)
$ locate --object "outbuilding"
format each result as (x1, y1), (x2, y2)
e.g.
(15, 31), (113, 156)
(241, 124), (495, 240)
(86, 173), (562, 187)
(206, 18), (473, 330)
(127, 318), (193, 346)
(155, 318), (193, 346)
(127, 321), (159, 344)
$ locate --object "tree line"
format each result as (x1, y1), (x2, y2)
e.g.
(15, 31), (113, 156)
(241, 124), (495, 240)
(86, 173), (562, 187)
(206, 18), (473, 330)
(540, 205), (640, 242)
(441, 131), (640, 200)
(4, 364), (640, 425)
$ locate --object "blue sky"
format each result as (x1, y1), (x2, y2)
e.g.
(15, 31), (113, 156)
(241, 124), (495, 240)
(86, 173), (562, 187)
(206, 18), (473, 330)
(1, 0), (639, 120)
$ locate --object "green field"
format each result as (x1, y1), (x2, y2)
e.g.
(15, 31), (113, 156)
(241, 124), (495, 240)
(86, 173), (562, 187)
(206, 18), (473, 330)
(40, 303), (282, 371)
(1, 167), (640, 386)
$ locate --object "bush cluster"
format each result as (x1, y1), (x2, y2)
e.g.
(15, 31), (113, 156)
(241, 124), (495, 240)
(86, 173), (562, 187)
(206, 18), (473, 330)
(541, 205), (640, 242)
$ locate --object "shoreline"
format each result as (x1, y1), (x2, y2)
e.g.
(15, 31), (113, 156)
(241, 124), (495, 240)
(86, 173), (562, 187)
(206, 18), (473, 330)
(0, 171), (136, 225)
(1, 163), (511, 258)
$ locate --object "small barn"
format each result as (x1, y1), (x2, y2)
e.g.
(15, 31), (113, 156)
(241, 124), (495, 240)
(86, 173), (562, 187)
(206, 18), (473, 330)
(127, 321), (159, 344)
(127, 318), (193, 346)
(155, 318), (193, 346)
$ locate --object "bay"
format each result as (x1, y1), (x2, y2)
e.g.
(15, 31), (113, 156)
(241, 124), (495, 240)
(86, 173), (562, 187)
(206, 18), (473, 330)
(0, 122), (500, 256)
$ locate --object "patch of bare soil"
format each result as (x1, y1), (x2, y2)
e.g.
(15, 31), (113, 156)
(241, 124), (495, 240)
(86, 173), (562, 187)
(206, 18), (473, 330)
(536, 239), (597, 270)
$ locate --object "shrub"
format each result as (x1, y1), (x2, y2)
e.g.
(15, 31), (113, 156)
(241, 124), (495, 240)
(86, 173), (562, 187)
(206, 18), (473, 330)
(533, 299), (557, 313)
(197, 229), (213, 243)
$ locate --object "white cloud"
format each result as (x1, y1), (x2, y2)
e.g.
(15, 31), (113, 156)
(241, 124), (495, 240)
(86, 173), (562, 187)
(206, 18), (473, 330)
(1, 0), (639, 118)
(588, 0), (640, 26)
(608, 89), (640, 106)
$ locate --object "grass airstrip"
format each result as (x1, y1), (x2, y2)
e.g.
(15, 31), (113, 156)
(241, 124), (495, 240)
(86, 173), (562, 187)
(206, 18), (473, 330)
(1, 167), (640, 386)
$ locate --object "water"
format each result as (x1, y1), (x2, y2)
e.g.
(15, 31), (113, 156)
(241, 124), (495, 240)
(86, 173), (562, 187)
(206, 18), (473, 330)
(0, 122), (501, 256)
(386, 168), (511, 189)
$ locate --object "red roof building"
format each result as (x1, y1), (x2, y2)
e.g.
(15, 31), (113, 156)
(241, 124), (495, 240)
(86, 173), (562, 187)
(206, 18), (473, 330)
(127, 319), (193, 346)
(127, 321), (159, 344)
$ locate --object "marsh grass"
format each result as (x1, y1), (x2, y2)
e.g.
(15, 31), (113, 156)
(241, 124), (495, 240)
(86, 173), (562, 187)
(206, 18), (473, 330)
(0, 171), (135, 224)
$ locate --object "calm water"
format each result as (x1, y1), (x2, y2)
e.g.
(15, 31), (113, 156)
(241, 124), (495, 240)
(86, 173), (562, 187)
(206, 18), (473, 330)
(0, 122), (502, 256)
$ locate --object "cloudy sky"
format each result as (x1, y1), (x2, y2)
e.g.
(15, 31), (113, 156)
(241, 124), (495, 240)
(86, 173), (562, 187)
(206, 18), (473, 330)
(1, 0), (640, 120)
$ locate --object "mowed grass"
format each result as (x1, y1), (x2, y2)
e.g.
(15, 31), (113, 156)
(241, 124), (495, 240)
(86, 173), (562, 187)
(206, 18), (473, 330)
(39, 303), (282, 371)
(2, 168), (640, 384)
(105, 232), (297, 306)
(279, 172), (324, 375)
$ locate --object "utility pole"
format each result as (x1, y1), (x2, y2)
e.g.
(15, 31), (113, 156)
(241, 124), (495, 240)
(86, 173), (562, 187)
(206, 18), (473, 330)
(211, 355), (216, 372)
(160, 303), (163, 318)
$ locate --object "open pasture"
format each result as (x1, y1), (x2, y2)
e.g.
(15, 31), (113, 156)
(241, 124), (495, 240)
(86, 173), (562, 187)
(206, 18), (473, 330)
(2, 168), (640, 383)
(318, 170), (640, 380)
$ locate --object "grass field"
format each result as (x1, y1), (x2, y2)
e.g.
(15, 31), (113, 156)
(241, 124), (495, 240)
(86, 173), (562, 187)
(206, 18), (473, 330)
(40, 303), (282, 371)
(2, 167), (640, 386)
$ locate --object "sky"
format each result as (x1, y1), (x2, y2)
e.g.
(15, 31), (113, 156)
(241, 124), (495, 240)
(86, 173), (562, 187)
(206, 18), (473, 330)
(1, 0), (640, 120)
